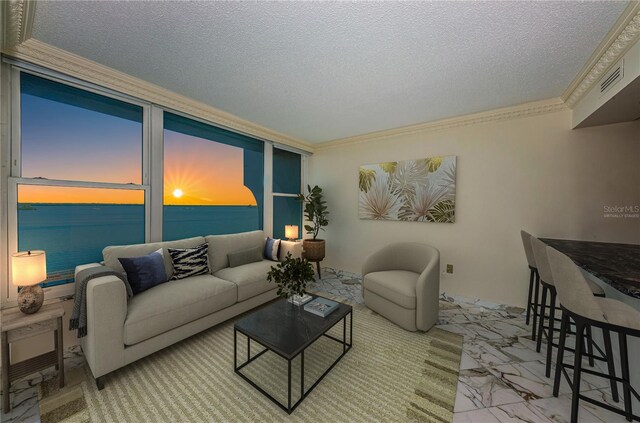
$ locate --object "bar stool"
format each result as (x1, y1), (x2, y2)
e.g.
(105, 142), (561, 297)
(547, 247), (640, 423)
(530, 236), (606, 377)
(521, 230), (540, 340)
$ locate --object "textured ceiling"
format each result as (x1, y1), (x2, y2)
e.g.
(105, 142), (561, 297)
(31, 1), (627, 143)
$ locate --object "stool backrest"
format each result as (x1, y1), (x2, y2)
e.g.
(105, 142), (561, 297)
(531, 237), (554, 286)
(520, 230), (536, 268)
(546, 246), (604, 321)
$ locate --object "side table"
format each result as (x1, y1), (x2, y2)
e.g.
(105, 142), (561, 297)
(1, 303), (65, 414)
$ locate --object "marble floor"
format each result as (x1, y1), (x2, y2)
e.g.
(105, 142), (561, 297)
(1, 267), (630, 423)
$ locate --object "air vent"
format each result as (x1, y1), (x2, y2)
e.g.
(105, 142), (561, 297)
(600, 59), (623, 96)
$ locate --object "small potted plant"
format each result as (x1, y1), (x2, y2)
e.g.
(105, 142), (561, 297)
(267, 253), (315, 305)
(298, 185), (329, 275)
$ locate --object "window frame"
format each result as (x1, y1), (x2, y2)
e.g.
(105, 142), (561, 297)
(3, 66), (151, 305)
(272, 146), (305, 240)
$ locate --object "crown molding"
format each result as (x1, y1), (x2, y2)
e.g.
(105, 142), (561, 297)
(562, 1), (640, 108)
(2, 0), (35, 50)
(2, 39), (314, 152)
(314, 98), (567, 151)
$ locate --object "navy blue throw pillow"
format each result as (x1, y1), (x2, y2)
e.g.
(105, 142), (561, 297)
(118, 249), (168, 295)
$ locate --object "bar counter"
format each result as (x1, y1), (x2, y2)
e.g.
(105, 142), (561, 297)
(540, 238), (640, 299)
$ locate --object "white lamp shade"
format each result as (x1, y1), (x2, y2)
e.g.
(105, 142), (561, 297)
(12, 251), (47, 287)
(285, 225), (299, 240)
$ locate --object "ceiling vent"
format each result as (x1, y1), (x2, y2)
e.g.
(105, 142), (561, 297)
(600, 59), (623, 96)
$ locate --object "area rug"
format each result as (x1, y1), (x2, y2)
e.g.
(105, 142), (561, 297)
(47, 296), (463, 422)
(37, 367), (89, 423)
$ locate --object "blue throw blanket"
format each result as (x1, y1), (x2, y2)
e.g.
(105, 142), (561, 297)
(70, 266), (127, 338)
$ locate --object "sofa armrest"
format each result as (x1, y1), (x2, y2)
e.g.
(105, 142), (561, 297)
(279, 240), (302, 260)
(76, 264), (127, 378)
(415, 252), (440, 331)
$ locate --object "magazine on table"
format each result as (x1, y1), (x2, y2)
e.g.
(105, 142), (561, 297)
(304, 297), (339, 317)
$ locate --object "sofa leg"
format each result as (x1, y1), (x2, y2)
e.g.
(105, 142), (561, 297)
(96, 376), (105, 390)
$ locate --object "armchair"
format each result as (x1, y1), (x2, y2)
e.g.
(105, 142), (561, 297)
(362, 242), (440, 331)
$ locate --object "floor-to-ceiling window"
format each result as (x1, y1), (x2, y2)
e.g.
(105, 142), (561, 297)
(272, 147), (302, 240)
(13, 73), (146, 290)
(162, 112), (264, 240)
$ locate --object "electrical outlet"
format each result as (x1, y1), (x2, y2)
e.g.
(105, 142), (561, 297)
(446, 264), (454, 274)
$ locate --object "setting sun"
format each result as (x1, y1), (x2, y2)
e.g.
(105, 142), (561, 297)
(172, 188), (184, 199)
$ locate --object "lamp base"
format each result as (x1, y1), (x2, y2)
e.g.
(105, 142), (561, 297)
(17, 285), (44, 314)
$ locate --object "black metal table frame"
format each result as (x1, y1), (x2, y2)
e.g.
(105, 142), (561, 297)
(233, 310), (353, 414)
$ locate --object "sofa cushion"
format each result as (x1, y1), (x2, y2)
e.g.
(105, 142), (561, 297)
(205, 230), (265, 273)
(104, 237), (206, 279)
(123, 274), (236, 345)
(228, 246), (263, 268)
(363, 270), (418, 310)
(214, 260), (276, 301)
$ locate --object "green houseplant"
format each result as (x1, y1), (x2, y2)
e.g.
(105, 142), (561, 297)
(298, 185), (329, 276)
(267, 253), (315, 301)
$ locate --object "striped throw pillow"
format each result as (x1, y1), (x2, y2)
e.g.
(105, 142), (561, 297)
(168, 243), (210, 280)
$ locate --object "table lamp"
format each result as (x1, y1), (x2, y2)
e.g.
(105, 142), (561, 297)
(284, 225), (299, 241)
(12, 250), (47, 314)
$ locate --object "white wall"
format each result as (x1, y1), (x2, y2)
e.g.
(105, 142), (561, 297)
(308, 110), (640, 307)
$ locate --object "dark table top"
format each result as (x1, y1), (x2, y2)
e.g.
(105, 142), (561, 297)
(541, 238), (640, 299)
(234, 296), (352, 359)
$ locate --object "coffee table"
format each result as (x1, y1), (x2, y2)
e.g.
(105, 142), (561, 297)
(233, 296), (353, 414)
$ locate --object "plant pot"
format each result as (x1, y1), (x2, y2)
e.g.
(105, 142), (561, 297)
(303, 239), (325, 262)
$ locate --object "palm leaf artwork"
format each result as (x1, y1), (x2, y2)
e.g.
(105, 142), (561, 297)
(427, 199), (456, 223)
(358, 173), (402, 220)
(359, 156), (457, 223)
(390, 159), (428, 200)
(379, 162), (397, 173)
(438, 160), (456, 190)
(425, 156), (443, 172)
(398, 178), (450, 221)
(359, 168), (376, 193)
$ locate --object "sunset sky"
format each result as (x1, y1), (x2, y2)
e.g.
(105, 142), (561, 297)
(19, 90), (257, 206)
(163, 130), (257, 206)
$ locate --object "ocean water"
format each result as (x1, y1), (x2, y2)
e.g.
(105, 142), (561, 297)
(18, 204), (259, 287)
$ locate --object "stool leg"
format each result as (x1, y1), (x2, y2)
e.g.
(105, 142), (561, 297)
(532, 271), (540, 341)
(536, 285), (548, 353)
(553, 311), (569, 397)
(526, 268), (535, 325)
(571, 321), (585, 423)
(586, 325), (595, 367)
(619, 333), (632, 422)
(545, 289), (557, 377)
(603, 328), (619, 403)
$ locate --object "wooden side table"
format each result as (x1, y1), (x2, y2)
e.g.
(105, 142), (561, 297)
(1, 303), (65, 414)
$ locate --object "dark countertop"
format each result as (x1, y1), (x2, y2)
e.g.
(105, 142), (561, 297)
(541, 238), (640, 299)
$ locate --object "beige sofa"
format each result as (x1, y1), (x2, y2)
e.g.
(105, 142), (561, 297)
(75, 230), (299, 389)
(362, 242), (440, 332)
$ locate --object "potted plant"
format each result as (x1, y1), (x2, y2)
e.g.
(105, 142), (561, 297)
(298, 185), (329, 275)
(267, 253), (316, 304)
